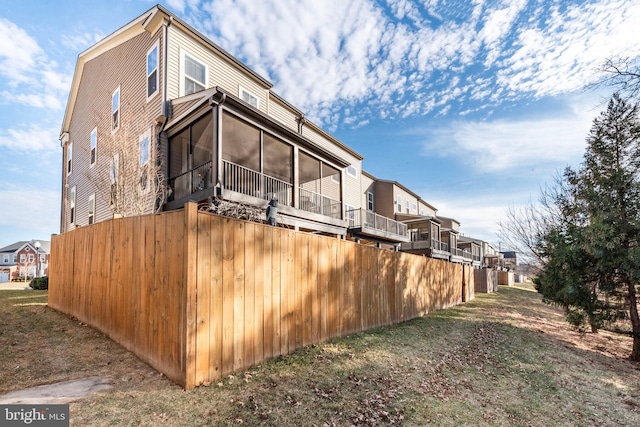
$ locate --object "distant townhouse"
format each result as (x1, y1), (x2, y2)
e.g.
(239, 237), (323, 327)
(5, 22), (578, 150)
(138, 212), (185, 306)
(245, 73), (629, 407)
(0, 240), (50, 281)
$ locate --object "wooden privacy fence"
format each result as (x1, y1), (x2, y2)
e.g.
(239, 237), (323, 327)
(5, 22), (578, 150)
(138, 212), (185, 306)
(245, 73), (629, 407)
(498, 271), (515, 287)
(50, 202), (473, 389)
(474, 269), (498, 293)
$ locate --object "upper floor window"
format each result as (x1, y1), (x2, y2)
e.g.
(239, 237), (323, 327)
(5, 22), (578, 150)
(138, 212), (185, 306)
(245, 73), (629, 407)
(90, 127), (97, 166)
(239, 86), (259, 109)
(147, 43), (159, 99)
(28, 254), (34, 263)
(346, 165), (358, 178)
(2, 254), (8, 263)
(420, 209), (425, 216)
(412, 202), (417, 211)
(397, 195), (402, 212)
(67, 142), (73, 175)
(20, 254), (26, 263)
(13, 254), (17, 263)
(183, 52), (206, 95)
(406, 200), (410, 213)
(40, 254), (46, 263)
(367, 192), (374, 212)
(112, 86), (120, 131)
(88, 193), (95, 225)
(69, 185), (76, 224)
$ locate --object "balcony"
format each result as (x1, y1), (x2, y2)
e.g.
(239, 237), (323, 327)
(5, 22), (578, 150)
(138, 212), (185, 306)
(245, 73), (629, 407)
(222, 160), (293, 207)
(346, 209), (409, 243)
(398, 231), (449, 259)
(299, 188), (341, 219)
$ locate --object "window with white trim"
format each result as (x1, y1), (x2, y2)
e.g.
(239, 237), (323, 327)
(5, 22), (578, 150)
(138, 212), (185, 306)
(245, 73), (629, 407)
(112, 86), (120, 131)
(147, 43), (159, 99)
(346, 165), (358, 178)
(40, 254), (46, 263)
(239, 86), (259, 109)
(397, 195), (402, 212)
(13, 254), (17, 263)
(406, 200), (410, 213)
(90, 127), (97, 166)
(28, 254), (34, 263)
(70, 185), (76, 224)
(420, 209), (425, 216)
(20, 254), (26, 263)
(412, 202), (417, 211)
(182, 52), (206, 95)
(67, 142), (73, 175)
(367, 192), (374, 211)
(2, 254), (8, 263)
(88, 193), (95, 225)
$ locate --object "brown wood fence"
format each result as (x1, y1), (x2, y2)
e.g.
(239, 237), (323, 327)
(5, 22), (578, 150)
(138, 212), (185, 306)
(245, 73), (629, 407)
(50, 203), (472, 389)
(474, 269), (498, 293)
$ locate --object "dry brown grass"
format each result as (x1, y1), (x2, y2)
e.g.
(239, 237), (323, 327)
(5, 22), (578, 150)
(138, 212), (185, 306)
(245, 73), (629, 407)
(1, 284), (639, 426)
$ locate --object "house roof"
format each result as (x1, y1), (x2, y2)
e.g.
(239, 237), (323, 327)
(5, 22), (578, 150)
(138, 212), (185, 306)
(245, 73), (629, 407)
(373, 177), (438, 212)
(60, 4), (273, 141)
(166, 87), (354, 168)
(0, 240), (50, 254)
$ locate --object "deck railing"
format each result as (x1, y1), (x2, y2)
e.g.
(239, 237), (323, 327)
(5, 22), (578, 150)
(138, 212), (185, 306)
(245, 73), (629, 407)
(169, 161), (213, 201)
(347, 209), (407, 237)
(299, 188), (341, 219)
(223, 160), (293, 206)
(408, 232), (449, 251)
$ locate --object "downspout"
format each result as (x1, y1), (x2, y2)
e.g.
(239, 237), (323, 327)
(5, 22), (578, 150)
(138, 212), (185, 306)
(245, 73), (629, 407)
(59, 132), (69, 234)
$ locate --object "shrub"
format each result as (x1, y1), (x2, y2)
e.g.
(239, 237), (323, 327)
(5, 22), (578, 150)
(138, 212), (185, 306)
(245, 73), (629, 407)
(30, 276), (48, 290)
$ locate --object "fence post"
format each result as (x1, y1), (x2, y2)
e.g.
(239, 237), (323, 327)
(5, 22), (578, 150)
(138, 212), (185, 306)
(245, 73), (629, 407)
(184, 202), (198, 389)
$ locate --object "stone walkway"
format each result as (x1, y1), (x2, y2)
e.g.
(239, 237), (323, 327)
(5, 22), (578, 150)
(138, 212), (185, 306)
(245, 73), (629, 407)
(0, 377), (112, 404)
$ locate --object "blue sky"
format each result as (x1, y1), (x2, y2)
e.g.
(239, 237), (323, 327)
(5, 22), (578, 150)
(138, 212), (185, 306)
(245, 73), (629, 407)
(1, 0), (639, 249)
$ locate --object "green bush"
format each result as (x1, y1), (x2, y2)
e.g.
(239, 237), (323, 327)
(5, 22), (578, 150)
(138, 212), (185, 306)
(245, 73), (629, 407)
(30, 276), (48, 290)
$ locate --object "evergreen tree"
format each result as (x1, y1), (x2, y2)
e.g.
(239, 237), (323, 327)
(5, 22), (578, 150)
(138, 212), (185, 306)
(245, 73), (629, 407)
(536, 93), (640, 360)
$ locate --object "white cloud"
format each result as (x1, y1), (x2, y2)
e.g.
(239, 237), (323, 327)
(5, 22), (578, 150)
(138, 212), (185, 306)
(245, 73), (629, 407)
(184, 0), (640, 127)
(0, 18), (43, 85)
(0, 19), (71, 111)
(60, 32), (104, 52)
(0, 125), (60, 152)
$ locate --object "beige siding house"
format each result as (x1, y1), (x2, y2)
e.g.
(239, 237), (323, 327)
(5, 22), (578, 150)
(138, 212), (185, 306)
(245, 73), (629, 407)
(60, 5), (365, 237)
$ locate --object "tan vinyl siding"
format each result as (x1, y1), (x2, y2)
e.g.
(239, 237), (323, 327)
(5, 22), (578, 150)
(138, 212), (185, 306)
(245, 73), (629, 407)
(418, 201), (436, 217)
(64, 29), (164, 232)
(267, 95), (299, 132)
(167, 26), (268, 110)
(360, 173), (375, 212)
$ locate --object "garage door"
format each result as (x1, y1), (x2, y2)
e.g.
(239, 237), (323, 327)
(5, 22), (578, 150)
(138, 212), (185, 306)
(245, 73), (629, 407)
(0, 271), (9, 282)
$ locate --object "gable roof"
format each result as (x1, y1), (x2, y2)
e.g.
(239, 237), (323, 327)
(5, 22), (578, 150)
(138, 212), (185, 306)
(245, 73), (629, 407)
(0, 240), (50, 254)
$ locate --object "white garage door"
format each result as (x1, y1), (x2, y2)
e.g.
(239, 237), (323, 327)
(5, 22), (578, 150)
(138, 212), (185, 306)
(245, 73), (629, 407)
(0, 271), (9, 282)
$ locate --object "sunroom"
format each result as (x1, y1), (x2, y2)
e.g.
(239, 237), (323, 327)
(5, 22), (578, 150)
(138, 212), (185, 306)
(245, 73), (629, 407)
(164, 87), (349, 235)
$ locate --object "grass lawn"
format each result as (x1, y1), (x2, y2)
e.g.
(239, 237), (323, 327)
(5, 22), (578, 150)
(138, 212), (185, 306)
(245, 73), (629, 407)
(1, 283), (639, 426)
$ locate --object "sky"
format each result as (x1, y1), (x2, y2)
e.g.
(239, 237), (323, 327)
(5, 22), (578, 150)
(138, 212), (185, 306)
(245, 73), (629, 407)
(1, 0), (639, 249)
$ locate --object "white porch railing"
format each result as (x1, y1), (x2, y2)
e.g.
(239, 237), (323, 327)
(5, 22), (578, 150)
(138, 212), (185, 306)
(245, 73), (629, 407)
(223, 160), (293, 206)
(299, 188), (342, 219)
(347, 209), (408, 237)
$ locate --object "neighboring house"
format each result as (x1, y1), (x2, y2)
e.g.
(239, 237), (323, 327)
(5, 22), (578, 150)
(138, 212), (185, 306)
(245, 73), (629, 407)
(500, 251), (517, 271)
(457, 236), (482, 268)
(60, 4), (365, 237)
(0, 240), (50, 281)
(483, 242), (505, 269)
